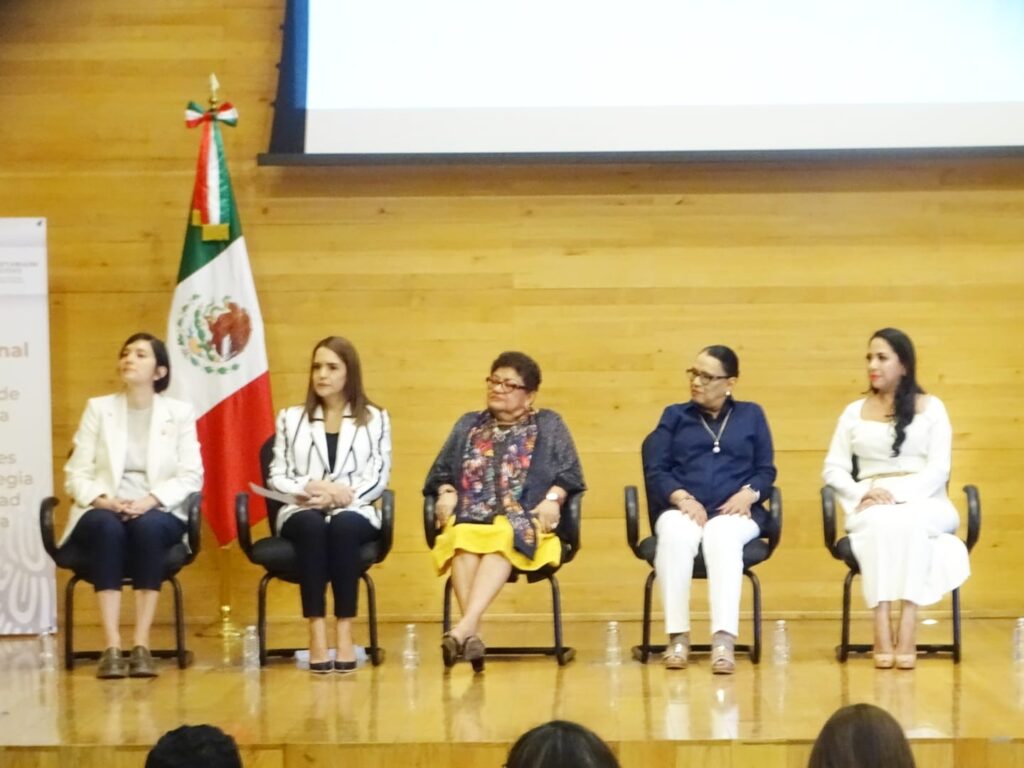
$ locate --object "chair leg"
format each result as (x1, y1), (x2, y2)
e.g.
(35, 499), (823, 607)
(839, 570), (855, 662)
(170, 576), (188, 669)
(258, 573), (272, 666)
(747, 570), (762, 664)
(549, 575), (573, 665)
(640, 570), (656, 663)
(952, 587), (962, 663)
(64, 576), (78, 670)
(362, 572), (383, 665)
(442, 577), (453, 634)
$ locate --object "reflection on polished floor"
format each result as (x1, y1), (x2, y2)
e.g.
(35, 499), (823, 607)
(2, 619), (1023, 767)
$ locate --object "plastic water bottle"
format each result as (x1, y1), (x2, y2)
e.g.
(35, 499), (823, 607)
(772, 619), (790, 664)
(1014, 618), (1024, 663)
(402, 623), (420, 669)
(605, 621), (622, 666)
(38, 627), (56, 671)
(242, 625), (261, 671)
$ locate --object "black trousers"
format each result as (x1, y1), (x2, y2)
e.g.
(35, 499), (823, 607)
(68, 508), (187, 591)
(280, 509), (379, 618)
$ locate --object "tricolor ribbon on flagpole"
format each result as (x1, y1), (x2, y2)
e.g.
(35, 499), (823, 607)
(185, 100), (240, 242)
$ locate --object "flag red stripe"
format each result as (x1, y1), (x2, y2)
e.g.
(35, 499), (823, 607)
(195, 372), (274, 546)
(191, 122), (211, 223)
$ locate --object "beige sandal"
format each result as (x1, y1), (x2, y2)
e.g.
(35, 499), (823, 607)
(662, 640), (689, 670)
(895, 653), (917, 670)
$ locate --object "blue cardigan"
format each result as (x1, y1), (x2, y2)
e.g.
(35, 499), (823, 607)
(642, 398), (776, 533)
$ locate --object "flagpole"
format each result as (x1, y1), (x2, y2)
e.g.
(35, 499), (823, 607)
(195, 72), (244, 641)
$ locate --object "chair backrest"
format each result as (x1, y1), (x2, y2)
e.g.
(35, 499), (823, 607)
(639, 432), (663, 532)
(259, 435), (285, 532)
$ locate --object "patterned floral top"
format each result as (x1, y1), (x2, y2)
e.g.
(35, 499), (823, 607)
(424, 408), (586, 557)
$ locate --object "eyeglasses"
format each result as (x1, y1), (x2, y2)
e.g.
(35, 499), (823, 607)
(485, 376), (528, 393)
(686, 368), (730, 385)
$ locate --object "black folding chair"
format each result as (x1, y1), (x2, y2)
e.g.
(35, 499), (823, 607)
(235, 436), (394, 666)
(624, 483), (782, 664)
(39, 493), (202, 670)
(423, 492), (583, 666)
(822, 482), (980, 662)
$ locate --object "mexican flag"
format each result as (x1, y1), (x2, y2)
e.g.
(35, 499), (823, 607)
(165, 98), (273, 545)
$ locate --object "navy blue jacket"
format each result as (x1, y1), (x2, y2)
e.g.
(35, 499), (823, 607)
(642, 398), (776, 533)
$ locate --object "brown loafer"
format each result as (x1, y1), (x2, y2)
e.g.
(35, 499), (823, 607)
(711, 644), (735, 675)
(441, 632), (462, 668)
(128, 645), (158, 678)
(97, 647), (128, 679)
(463, 635), (486, 673)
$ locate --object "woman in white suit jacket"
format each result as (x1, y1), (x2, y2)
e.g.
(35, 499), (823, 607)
(63, 333), (203, 678)
(268, 336), (392, 674)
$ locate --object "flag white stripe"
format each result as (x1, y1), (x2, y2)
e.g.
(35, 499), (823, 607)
(165, 236), (268, 417)
(205, 132), (221, 224)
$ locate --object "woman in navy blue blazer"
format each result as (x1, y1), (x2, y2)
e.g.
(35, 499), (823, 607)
(643, 345), (776, 674)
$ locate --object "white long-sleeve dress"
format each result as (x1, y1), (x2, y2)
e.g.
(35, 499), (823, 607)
(822, 396), (970, 607)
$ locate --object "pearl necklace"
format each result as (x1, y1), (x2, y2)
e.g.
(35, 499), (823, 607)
(699, 409), (732, 454)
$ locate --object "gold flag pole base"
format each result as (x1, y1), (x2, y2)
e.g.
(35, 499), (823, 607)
(197, 605), (244, 638)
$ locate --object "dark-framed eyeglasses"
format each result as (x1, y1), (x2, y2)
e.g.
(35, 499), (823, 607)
(686, 368), (729, 385)
(485, 376), (528, 393)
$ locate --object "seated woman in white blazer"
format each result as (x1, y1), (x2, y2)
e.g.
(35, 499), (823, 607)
(268, 336), (392, 674)
(63, 332), (204, 679)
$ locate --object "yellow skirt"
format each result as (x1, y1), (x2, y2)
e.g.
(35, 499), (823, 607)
(431, 515), (562, 575)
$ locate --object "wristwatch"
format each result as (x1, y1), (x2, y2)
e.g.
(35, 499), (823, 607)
(544, 492), (562, 504)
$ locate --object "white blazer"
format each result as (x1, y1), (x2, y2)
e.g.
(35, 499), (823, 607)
(62, 393), (204, 545)
(268, 403), (392, 533)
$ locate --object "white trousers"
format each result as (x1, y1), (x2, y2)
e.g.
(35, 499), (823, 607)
(846, 498), (969, 608)
(654, 509), (760, 637)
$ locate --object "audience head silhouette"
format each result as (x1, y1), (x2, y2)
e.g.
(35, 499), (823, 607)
(506, 720), (620, 768)
(145, 724), (243, 768)
(808, 703), (915, 768)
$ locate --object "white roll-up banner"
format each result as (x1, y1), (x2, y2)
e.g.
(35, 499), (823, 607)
(0, 218), (55, 635)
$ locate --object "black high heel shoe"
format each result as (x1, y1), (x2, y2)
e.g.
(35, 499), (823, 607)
(334, 660), (357, 674)
(309, 661), (333, 675)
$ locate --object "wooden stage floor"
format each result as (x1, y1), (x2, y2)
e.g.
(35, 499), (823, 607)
(2, 618), (1024, 767)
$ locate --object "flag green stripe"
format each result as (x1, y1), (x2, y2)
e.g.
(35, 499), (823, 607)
(213, 123), (233, 229)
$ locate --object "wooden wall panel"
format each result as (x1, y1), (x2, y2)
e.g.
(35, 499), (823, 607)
(1, 0), (1022, 629)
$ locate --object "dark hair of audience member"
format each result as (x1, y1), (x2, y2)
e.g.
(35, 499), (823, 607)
(505, 720), (620, 768)
(145, 724), (243, 768)
(807, 703), (916, 768)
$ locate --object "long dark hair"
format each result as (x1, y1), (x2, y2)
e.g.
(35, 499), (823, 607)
(303, 336), (378, 427)
(807, 703), (916, 768)
(506, 720), (620, 768)
(869, 328), (924, 456)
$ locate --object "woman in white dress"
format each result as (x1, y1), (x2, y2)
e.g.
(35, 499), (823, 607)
(823, 328), (969, 669)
